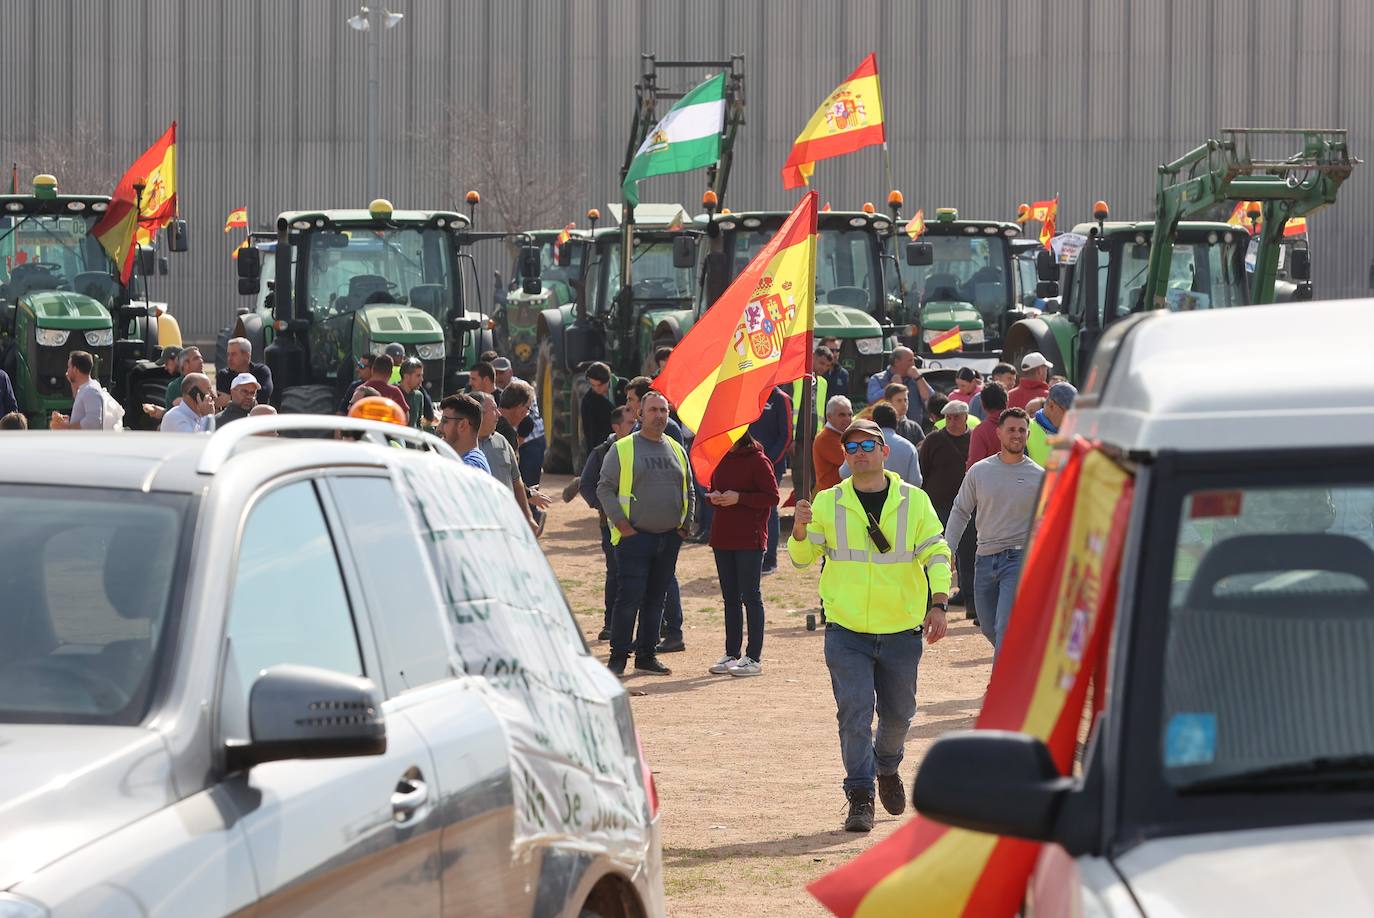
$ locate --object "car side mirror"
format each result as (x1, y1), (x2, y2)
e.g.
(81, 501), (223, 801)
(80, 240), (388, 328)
(167, 218), (190, 253)
(672, 235), (698, 269)
(158, 255), (170, 276)
(1035, 280), (1059, 300)
(1131, 243), (1151, 260)
(913, 730), (1073, 842)
(224, 664), (386, 772)
(135, 245), (157, 277)
(237, 246), (261, 280)
(906, 241), (934, 267)
(1035, 248), (1057, 282)
(1289, 248), (1311, 282)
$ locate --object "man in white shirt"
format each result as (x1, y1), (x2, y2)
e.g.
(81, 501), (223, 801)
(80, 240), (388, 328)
(160, 373), (215, 433)
(49, 351), (107, 430)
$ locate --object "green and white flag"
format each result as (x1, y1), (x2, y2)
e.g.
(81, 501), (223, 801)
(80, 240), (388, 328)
(622, 72), (726, 206)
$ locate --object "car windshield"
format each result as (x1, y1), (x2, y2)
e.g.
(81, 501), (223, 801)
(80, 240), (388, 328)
(0, 213), (116, 296)
(0, 486), (188, 725)
(605, 238), (695, 304)
(1161, 483), (1374, 791)
(1112, 236), (1246, 316)
(303, 225), (454, 318)
(902, 234), (1011, 312)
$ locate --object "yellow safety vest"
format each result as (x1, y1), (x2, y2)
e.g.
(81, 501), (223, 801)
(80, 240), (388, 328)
(788, 470), (952, 634)
(609, 432), (690, 545)
(792, 376), (827, 430)
(934, 415), (980, 431)
(1026, 418), (1051, 466)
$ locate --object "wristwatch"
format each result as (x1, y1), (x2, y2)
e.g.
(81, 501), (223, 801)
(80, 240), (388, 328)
(931, 601), (948, 612)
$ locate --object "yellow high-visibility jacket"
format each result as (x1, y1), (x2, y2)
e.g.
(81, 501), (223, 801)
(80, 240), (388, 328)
(788, 470), (952, 634)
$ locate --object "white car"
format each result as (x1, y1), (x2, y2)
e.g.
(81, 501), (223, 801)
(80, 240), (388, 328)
(914, 299), (1374, 916)
(0, 416), (663, 918)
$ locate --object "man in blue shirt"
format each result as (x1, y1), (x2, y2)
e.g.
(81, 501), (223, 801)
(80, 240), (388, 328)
(438, 393), (491, 474)
(866, 346), (933, 423)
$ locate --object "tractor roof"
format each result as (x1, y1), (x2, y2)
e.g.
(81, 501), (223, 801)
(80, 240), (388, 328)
(699, 210), (898, 232)
(1069, 220), (1241, 237)
(277, 209), (469, 228)
(0, 193), (113, 215)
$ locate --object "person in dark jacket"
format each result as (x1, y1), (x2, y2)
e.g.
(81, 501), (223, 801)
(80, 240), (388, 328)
(579, 405), (638, 642)
(705, 433), (781, 677)
(581, 361), (615, 455)
(747, 386), (794, 573)
(0, 368), (18, 417)
(919, 397), (978, 621)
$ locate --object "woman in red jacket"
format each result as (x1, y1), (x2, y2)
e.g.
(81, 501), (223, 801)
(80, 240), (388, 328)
(706, 433), (781, 677)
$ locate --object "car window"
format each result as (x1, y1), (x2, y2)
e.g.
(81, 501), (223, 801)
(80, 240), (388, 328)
(0, 486), (186, 725)
(1160, 483), (1374, 791)
(222, 481), (363, 734)
(327, 475), (453, 696)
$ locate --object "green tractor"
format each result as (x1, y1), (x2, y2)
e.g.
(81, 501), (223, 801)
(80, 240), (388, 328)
(233, 198), (494, 413)
(491, 224), (588, 381)
(895, 207), (1033, 374)
(0, 174), (187, 428)
(1005, 129), (1356, 385)
(533, 205), (702, 472)
(689, 205), (901, 404)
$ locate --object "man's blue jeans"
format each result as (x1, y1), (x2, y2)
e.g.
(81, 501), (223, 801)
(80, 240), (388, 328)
(973, 547), (1024, 656)
(611, 530), (681, 659)
(599, 523), (618, 630)
(661, 576), (684, 644)
(823, 622), (925, 793)
(518, 435), (546, 487)
(764, 464), (785, 569)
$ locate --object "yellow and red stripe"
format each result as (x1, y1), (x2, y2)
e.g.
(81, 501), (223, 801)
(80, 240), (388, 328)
(781, 55), (886, 189)
(93, 122), (177, 283)
(655, 192), (818, 485)
(811, 441), (1134, 917)
(927, 326), (961, 353)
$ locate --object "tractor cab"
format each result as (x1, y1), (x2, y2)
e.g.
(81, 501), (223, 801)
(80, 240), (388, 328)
(0, 174), (183, 427)
(493, 227), (589, 379)
(242, 200), (490, 411)
(696, 207), (897, 403)
(896, 208), (1025, 373)
(1003, 217), (1250, 385)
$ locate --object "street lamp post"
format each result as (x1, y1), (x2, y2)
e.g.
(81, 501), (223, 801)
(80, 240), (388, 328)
(346, 6), (405, 197)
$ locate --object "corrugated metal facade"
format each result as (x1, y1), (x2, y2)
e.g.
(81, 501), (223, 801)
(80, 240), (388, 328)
(2, 0), (1369, 343)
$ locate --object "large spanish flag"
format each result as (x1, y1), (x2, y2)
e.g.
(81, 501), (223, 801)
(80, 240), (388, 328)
(810, 441), (1134, 917)
(781, 55), (885, 190)
(656, 192), (818, 486)
(94, 122), (177, 283)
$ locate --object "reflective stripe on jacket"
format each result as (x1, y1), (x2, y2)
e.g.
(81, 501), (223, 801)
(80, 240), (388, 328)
(787, 470), (953, 634)
(609, 433), (690, 545)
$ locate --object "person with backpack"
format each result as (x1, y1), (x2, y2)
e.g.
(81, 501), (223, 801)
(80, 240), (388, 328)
(50, 351), (123, 430)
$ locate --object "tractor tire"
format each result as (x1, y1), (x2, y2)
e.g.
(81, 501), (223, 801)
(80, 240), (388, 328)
(215, 323), (233, 371)
(537, 336), (572, 474)
(279, 384), (337, 417)
(129, 374), (172, 431)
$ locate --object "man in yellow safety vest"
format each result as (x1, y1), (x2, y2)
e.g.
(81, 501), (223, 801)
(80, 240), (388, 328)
(789, 418), (952, 833)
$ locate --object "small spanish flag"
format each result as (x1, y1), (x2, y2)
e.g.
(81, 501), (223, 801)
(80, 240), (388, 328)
(555, 221), (574, 246)
(231, 239), (249, 261)
(905, 208), (925, 240)
(1283, 216), (1308, 237)
(1028, 197), (1057, 249)
(928, 326), (962, 354)
(225, 207), (248, 232)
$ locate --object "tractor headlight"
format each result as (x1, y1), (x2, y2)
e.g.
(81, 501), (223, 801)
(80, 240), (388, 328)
(961, 328), (985, 346)
(415, 342), (445, 361)
(855, 337), (884, 356)
(84, 328), (114, 347)
(368, 341), (388, 356)
(35, 328), (70, 347)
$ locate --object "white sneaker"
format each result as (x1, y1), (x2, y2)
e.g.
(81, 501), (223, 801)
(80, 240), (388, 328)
(709, 655), (738, 674)
(729, 657), (762, 677)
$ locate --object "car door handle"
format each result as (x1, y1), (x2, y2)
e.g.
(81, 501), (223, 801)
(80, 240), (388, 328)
(391, 774), (429, 823)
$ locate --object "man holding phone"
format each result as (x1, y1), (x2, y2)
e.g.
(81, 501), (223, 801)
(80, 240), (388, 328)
(789, 418), (952, 834)
(160, 374), (216, 433)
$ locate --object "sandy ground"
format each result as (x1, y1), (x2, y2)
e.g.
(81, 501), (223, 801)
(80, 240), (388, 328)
(541, 474), (992, 916)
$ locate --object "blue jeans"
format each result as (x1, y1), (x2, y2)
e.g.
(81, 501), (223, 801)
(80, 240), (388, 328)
(974, 547), (1024, 656)
(661, 576), (683, 644)
(599, 524), (618, 630)
(764, 465), (785, 569)
(518, 435), (545, 487)
(714, 548), (765, 660)
(611, 530), (681, 659)
(824, 623), (925, 793)
(695, 482), (714, 535)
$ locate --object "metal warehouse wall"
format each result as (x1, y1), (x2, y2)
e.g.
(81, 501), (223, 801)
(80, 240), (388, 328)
(2, 0), (1369, 343)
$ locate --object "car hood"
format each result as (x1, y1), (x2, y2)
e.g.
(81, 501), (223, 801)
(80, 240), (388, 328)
(1115, 820), (1374, 917)
(0, 725), (175, 890)
(919, 300), (983, 330)
(815, 303), (882, 338)
(358, 303), (443, 342)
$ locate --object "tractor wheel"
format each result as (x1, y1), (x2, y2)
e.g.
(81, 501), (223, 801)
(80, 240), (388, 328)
(129, 375), (171, 431)
(279, 384), (337, 417)
(537, 336), (572, 474)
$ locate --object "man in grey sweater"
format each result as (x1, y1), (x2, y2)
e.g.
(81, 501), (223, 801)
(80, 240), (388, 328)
(945, 406), (1044, 656)
(597, 391), (695, 677)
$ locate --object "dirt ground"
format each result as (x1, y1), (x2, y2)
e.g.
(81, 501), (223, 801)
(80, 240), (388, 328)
(540, 473), (993, 917)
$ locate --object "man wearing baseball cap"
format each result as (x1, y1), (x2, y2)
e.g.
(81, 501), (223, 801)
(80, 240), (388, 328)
(1027, 381), (1077, 466)
(790, 417), (952, 833)
(492, 355), (547, 487)
(1007, 352), (1052, 410)
(214, 373), (262, 427)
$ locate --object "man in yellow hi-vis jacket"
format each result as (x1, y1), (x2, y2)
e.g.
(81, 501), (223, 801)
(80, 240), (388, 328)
(789, 418), (952, 834)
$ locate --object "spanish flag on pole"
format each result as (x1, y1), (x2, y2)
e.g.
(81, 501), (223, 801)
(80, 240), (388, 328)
(224, 207), (248, 232)
(655, 192), (818, 486)
(94, 122), (177, 283)
(810, 440), (1134, 917)
(1027, 197), (1058, 249)
(781, 55), (885, 190)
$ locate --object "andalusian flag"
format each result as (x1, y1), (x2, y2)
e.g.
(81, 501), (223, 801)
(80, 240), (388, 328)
(811, 441), (1134, 917)
(622, 72), (726, 206)
(905, 208), (925, 240)
(782, 54), (885, 189)
(656, 192), (818, 486)
(1027, 197), (1058, 249)
(94, 122), (177, 283)
(224, 207), (248, 232)
(927, 326), (961, 354)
